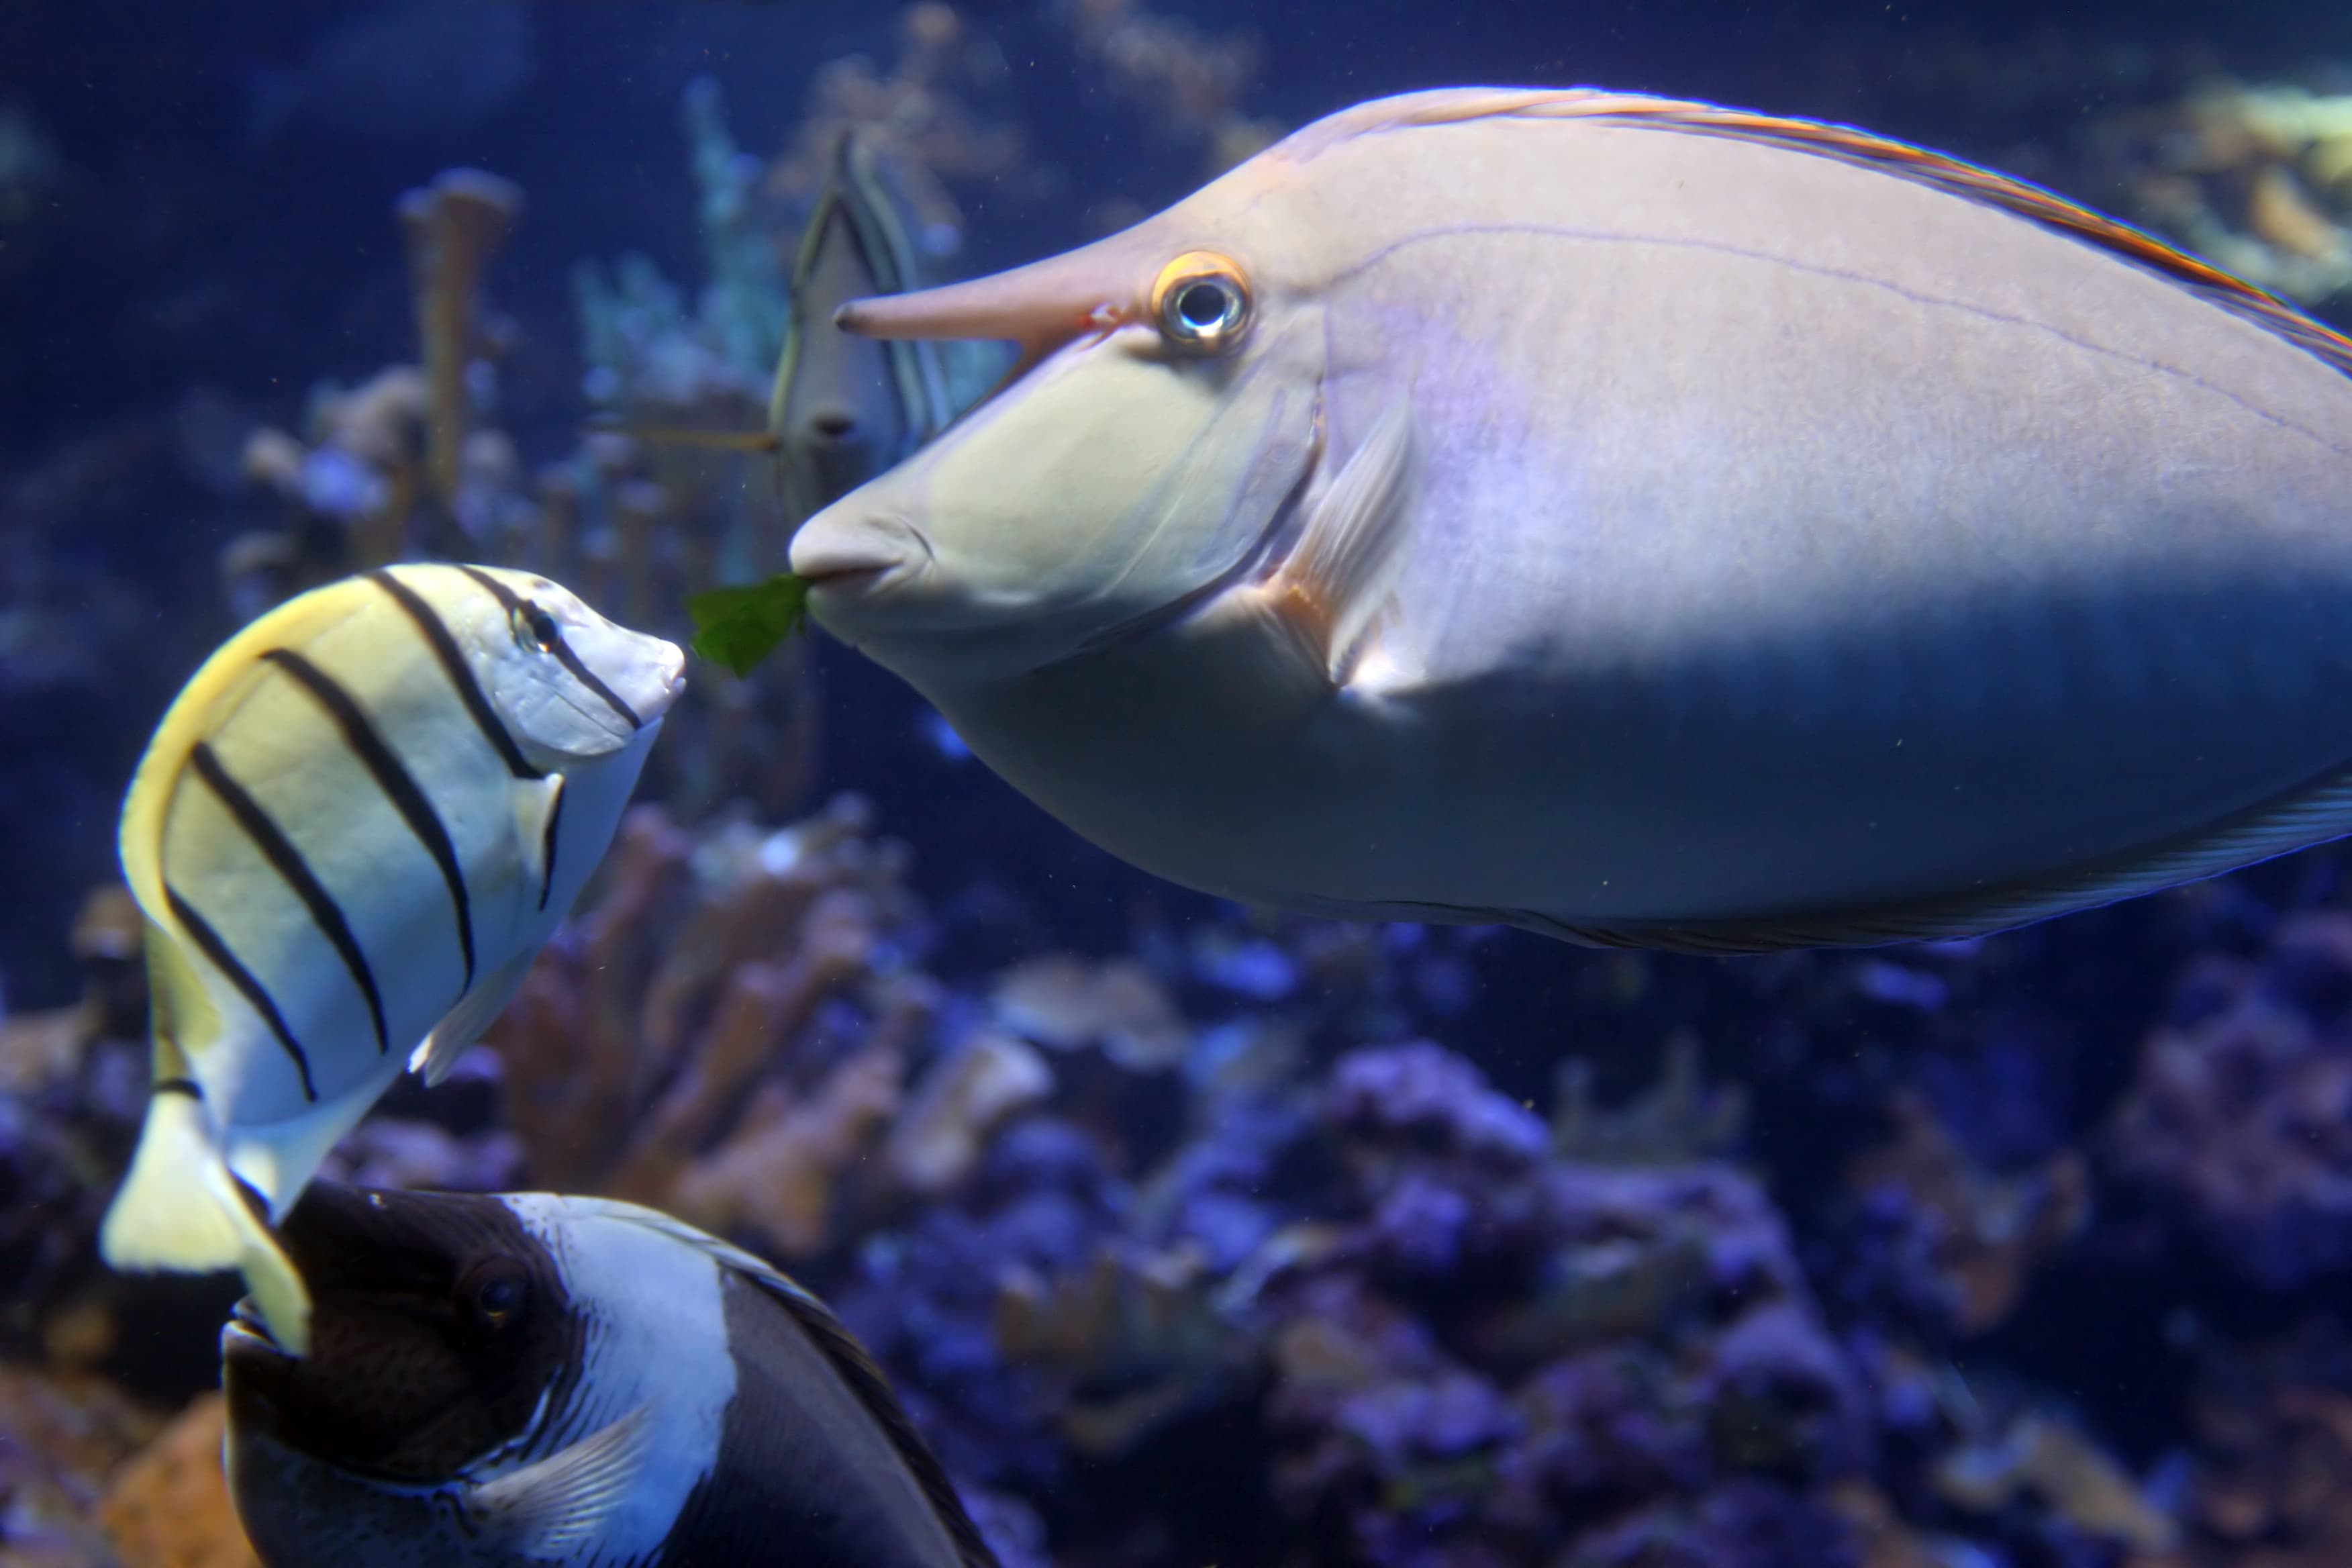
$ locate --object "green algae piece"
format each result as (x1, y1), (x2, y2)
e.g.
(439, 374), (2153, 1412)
(687, 574), (811, 676)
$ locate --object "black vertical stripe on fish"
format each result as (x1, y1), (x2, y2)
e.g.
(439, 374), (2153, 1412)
(260, 648), (479, 991)
(152, 1077), (203, 1100)
(367, 569), (546, 781)
(164, 885), (318, 1102)
(453, 565), (644, 730)
(190, 742), (390, 1057)
(538, 777), (565, 911)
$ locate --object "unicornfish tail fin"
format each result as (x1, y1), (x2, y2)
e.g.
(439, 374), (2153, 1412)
(99, 1087), (315, 1356)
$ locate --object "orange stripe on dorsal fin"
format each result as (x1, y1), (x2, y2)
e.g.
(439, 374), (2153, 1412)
(1567, 96), (2352, 381)
(1291, 88), (2352, 382)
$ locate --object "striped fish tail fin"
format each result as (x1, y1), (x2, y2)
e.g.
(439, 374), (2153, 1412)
(100, 1089), (315, 1355)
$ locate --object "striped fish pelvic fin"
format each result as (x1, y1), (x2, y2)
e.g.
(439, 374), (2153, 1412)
(409, 770), (567, 1086)
(411, 943), (537, 1086)
(100, 1085), (315, 1356)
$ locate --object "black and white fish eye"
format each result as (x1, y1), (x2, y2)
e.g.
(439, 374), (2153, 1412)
(509, 599), (563, 655)
(1151, 250), (1252, 352)
(455, 1255), (532, 1334)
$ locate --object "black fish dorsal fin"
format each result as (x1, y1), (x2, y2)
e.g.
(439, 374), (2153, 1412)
(1293, 87), (2352, 383)
(575, 1200), (1001, 1568)
(746, 1271), (1003, 1568)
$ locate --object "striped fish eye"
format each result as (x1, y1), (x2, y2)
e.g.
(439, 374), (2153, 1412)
(1151, 252), (1251, 352)
(511, 601), (562, 654)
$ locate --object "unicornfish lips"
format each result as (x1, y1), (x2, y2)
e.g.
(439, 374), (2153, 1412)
(789, 509), (929, 596)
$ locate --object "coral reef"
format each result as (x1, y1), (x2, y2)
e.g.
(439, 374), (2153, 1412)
(0, 1365), (164, 1568)
(2180, 1318), (2352, 1567)
(762, 3), (1026, 248)
(97, 1395), (257, 1568)
(487, 795), (947, 1260)
(397, 168), (524, 523)
(2090, 80), (2352, 307)
(1063, 0), (1285, 177)
(1845, 1089), (2088, 1335)
(2108, 912), (2352, 1291)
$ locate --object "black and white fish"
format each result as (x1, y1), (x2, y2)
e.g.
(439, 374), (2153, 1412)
(101, 565), (684, 1355)
(224, 1183), (1000, 1568)
(621, 132), (966, 531)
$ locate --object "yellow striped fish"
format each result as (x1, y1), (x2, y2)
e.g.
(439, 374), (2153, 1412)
(100, 564), (685, 1355)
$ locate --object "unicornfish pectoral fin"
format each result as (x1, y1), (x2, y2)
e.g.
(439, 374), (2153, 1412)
(464, 1402), (656, 1560)
(100, 1086), (315, 1357)
(1264, 395), (1420, 683)
(409, 944), (538, 1087)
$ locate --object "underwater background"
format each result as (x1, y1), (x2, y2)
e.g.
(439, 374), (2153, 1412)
(9, 0), (2352, 1562)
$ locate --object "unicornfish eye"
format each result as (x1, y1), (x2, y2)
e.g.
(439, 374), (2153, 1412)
(1152, 252), (1252, 351)
(457, 1258), (530, 1330)
(513, 601), (561, 653)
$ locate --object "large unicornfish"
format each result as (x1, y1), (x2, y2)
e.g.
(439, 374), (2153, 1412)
(789, 87), (2352, 953)
(102, 565), (684, 1353)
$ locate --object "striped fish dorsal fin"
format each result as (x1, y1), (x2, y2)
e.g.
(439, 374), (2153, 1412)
(569, 1199), (1001, 1568)
(1565, 92), (2352, 381)
(118, 581), (379, 924)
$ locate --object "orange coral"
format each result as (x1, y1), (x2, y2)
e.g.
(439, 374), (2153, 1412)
(488, 797), (1046, 1262)
(97, 1395), (257, 1568)
(765, 4), (1024, 249)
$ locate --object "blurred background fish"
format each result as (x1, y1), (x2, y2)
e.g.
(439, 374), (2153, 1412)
(620, 130), (974, 538)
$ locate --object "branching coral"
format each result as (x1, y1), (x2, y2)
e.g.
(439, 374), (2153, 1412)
(487, 795), (1038, 1263)
(2090, 80), (2352, 307)
(763, 3), (1026, 250)
(1063, 0), (1283, 176)
(1845, 1089), (2088, 1336)
(397, 168), (524, 520)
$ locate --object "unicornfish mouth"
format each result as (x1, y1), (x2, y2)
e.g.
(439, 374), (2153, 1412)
(790, 511), (927, 593)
